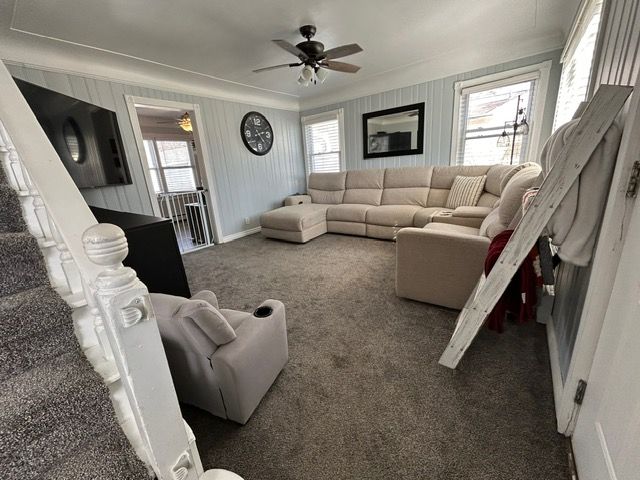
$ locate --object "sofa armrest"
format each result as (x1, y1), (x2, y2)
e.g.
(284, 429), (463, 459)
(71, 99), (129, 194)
(396, 227), (489, 309)
(452, 206), (493, 218)
(284, 194), (312, 206)
(432, 206), (492, 228)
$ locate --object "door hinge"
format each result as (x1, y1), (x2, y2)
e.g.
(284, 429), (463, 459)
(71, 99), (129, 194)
(574, 379), (587, 405)
(627, 160), (640, 198)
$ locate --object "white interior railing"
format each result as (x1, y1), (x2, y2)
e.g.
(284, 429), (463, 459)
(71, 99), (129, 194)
(0, 59), (231, 480)
(158, 190), (214, 253)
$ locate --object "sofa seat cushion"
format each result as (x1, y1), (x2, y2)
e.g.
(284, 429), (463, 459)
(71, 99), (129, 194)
(260, 204), (328, 232)
(366, 205), (423, 227)
(423, 222), (481, 237)
(412, 207), (451, 228)
(326, 204), (373, 223)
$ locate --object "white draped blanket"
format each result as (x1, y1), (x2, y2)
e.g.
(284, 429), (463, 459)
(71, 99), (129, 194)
(540, 105), (623, 266)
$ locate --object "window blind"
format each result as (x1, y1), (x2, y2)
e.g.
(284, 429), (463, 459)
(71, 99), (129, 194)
(143, 139), (197, 193)
(455, 78), (537, 166)
(553, 0), (603, 130)
(302, 111), (342, 173)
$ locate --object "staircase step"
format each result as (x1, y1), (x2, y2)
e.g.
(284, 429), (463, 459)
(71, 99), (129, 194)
(0, 286), (71, 340)
(0, 232), (49, 297)
(41, 432), (150, 480)
(0, 184), (26, 233)
(0, 347), (143, 480)
(0, 286), (76, 382)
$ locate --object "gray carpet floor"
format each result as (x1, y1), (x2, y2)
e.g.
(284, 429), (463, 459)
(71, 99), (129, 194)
(182, 233), (569, 480)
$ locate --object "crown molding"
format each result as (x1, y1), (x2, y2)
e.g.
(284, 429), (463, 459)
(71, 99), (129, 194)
(0, 33), (301, 111)
(299, 32), (566, 111)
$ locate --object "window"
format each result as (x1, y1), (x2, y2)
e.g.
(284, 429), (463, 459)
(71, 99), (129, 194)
(301, 109), (344, 173)
(451, 61), (551, 166)
(143, 139), (198, 193)
(553, 0), (603, 130)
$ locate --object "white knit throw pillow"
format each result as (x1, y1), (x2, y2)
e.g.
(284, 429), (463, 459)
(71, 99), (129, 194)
(445, 175), (487, 209)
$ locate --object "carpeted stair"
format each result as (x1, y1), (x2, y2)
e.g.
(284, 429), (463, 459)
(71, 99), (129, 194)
(0, 166), (149, 479)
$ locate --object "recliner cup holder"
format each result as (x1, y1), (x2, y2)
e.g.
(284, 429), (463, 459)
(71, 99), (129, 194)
(253, 306), (273, 318)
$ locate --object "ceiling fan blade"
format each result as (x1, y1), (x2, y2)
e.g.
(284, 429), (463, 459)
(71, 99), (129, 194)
(253, 63), (300, 73)
(272, 39), (309, 60)
(323, 43), (363, 60)
(321, 60), (361, 73)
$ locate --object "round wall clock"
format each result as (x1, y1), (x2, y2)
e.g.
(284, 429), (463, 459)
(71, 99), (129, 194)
(241, 111), (273, 156)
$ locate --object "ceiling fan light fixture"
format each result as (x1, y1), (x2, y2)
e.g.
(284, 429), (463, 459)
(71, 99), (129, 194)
(301, 64), (314, 81)
(315, 67), (329, 84)
(177, 112), (193, 132)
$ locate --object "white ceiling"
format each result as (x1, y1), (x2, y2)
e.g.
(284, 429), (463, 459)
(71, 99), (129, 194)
(0, 0), (579, 110)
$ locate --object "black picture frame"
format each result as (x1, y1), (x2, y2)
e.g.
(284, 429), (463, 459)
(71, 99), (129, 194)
(362, 102), (425, 159)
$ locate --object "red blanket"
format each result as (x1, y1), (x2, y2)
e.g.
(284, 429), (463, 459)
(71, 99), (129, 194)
(484, 230), (541, 333)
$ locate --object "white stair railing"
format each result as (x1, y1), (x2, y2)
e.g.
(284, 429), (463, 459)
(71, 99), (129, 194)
(0, 60), (232, 479)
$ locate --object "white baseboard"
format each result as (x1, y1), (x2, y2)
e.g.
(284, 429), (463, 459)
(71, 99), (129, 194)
(222, 226), (261, 243)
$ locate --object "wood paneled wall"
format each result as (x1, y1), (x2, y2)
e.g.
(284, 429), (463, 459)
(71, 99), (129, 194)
(7, 64), (306, 237)
(301, 50), (563, 171)
(593, 0), (640, 88)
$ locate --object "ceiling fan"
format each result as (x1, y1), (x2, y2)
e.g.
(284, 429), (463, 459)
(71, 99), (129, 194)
(155, 112), (193, 132)
(253, 25), (363, 86)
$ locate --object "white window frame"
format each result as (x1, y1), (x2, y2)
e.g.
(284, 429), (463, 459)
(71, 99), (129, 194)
(450, 60), (552, 166)
(300, 108), (346, 177)
(143, 135), (201, 194)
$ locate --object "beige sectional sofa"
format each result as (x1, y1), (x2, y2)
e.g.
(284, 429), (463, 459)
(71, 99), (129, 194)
(260, 163), (541, 309)
(262, 164), (531, 242)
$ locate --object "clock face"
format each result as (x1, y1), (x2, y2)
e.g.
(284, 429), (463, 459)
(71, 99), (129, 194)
(241, 111), (273, 156)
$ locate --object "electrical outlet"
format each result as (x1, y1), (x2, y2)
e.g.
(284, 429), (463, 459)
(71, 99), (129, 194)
(244, 217), (251, 225)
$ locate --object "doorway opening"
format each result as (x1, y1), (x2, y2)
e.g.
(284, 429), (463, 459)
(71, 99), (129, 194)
(125, 96), (221, 253)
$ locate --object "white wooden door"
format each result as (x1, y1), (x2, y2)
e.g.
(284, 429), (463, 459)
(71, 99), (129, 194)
(572, 197), (640, 480)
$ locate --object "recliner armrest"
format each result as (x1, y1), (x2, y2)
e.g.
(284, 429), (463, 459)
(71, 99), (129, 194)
(211, 299), (288, 424)
(452, 206), (493, 218)
(284, 194), (312, 206)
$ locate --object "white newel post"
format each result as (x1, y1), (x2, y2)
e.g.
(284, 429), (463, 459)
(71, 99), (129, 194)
(82, 223), (202, 480)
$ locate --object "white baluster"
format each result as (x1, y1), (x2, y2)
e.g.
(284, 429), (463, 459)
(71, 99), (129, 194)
(82, 279), (115, 361)
(50, 220), (84, 297)
(0, 122), (29, 193)
(0, 121), (54, 244)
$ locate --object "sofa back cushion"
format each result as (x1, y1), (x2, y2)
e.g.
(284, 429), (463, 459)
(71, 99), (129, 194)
(151, 293), (236, 358)
(497, 165), (542, 226)
(485, 164), (514, 196)
(428, 165), (491, 207)
(308, 172), (347, 204)
(381, 166), (433, 206)
(343, 169), (384, 205)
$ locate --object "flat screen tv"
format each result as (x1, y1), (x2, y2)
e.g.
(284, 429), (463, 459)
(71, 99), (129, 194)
(14, 78), (132, 188)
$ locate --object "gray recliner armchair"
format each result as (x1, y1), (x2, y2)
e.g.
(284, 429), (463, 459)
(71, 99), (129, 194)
(150, 290), (288, 424)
